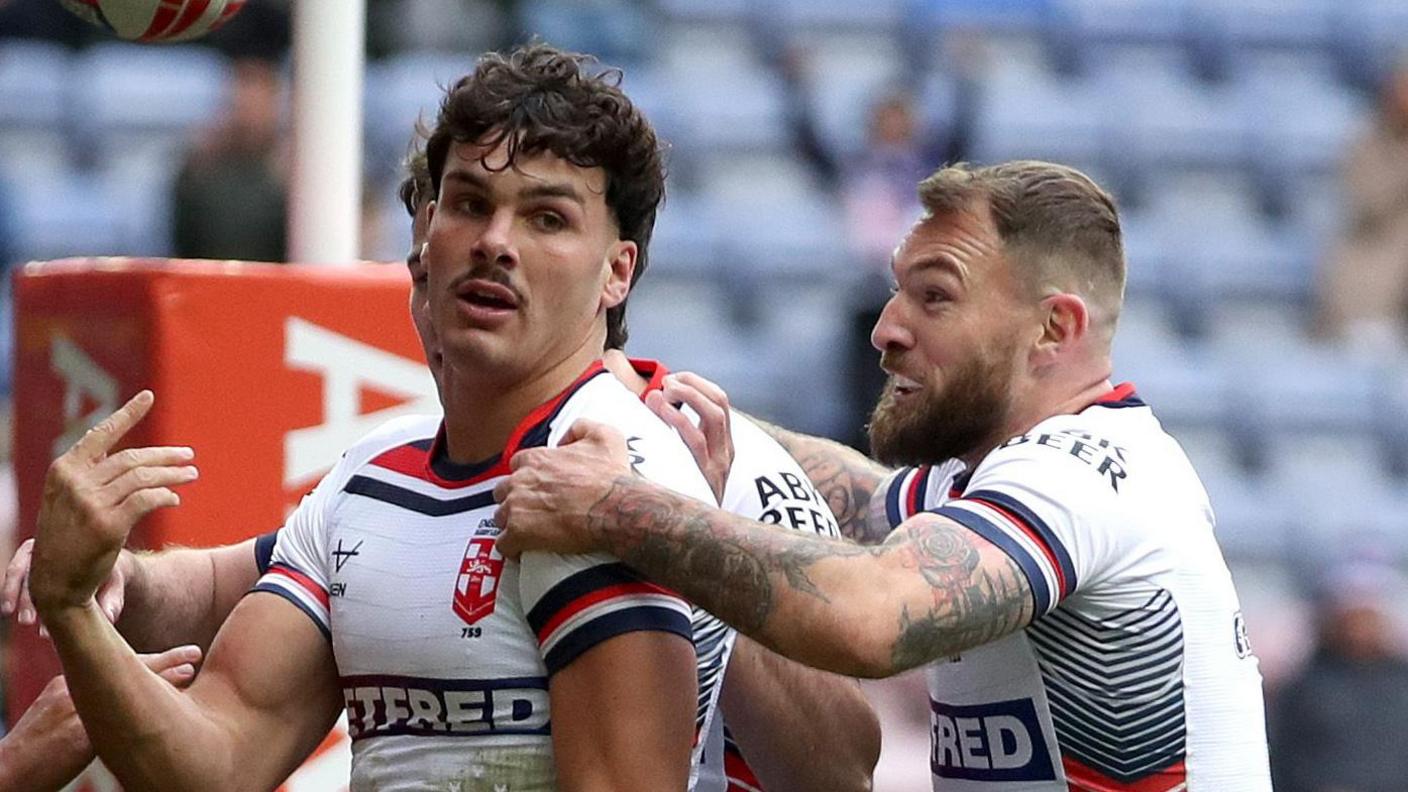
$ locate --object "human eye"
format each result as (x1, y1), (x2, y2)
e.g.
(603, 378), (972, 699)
(530, 210), (568, 233)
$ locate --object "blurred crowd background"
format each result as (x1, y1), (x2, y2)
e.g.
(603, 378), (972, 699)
(4, 0), (1408, 788)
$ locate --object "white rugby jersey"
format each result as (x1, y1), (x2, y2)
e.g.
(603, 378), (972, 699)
(633, 360), (842, 792)
(252, 362), (718, 792)
(882, 384), (1271, 791)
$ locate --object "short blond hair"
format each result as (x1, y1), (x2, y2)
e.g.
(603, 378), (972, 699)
(918, 160), (1126, 325)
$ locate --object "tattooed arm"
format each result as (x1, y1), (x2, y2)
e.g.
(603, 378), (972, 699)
(748, 418), (897, 546)
(496, 423), (1035, 678)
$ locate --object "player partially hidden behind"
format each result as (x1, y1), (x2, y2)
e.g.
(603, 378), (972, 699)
(27, 43), (718, 791)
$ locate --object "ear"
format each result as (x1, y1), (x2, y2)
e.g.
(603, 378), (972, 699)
(600, 239), (638, 311)
(1032, 292), (1089, 366)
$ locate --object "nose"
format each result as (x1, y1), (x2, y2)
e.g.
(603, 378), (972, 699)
(870, 295), (914, 354)
(471, 210), (517, 269)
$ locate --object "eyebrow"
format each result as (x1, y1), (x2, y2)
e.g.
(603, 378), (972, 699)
(899, 254), (968, 283)
(441, 169), (586, 206)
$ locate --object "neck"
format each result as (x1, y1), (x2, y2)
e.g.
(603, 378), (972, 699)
(438, 337), (605, 464)
(958, 371), (1114, 470)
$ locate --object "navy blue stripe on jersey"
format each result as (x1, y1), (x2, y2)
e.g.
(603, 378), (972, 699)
(885, 468), (914, 528)
(525, 562), (659, 634)
(934, 505), (1052, 615)
(541, 605), (692, 676)
(254, 530), (279, 575)
(966, 488), (1077, 598)
(250, 582), (332, 641)
(344, 475), (496, 516)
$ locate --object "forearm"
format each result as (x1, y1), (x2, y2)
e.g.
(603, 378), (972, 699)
(120, 539), (258, 652)
(588, 477), (1033, 677)
(721, 638), (879, 792)
(750, 418), (894, 544)
(40, 602), (238, 791)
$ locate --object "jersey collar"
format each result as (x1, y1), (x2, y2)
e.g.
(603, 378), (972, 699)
(425, 360), (610, 487)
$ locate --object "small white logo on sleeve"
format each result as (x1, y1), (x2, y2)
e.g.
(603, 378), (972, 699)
(1233, 611), (1252, 658)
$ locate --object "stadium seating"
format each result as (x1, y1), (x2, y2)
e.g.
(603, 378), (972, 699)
(4, 0), (1406, 566)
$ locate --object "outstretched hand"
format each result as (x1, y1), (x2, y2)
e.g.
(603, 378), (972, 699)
(29, 391), (197, 615)
(495, 419), (632, 558)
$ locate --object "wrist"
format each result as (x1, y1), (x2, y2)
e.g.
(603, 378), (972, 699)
(33, 595), (102, 631)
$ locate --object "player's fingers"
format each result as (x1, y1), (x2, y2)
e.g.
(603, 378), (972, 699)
(2, 539), (34, 615)
(647, 391), (709, 461)
(492, 477), (512, 503)
(101, 464), (199, 504)
(115, 487), (182, 526)
(71, 390), (156, 462)
(96, 577), (127, 624)
(661, 380), (731, 455)
(17, 574), (36, 626)
(156, 663), (198, 687)
(562, 420), (628, 454)
(667, 372), (731, 412)
(91, 446), (195, 486)
(141, 644), (203, 676)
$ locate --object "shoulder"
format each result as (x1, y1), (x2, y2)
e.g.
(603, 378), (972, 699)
(324, 413), (442, 483)
(973, 409), (1149, 501)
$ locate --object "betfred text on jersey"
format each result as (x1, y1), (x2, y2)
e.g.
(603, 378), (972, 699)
(341, 675), (550, 740)
(930, 698), (1056, 783)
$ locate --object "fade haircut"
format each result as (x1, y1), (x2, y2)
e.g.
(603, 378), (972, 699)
(917, 160), (1126, 329)
(424, 42), (666, 349)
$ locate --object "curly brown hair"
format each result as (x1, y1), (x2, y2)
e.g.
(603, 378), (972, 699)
(424, 43), (666, 350)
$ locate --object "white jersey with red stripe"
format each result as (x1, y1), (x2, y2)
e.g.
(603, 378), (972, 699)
(253, 363), (716, 792)
(881, 385), (1271, 791)
(632, 360), (842, 792)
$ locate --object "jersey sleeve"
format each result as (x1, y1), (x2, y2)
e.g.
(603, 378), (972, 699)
(253, 530), (279, 575)
(882, 465), (935, 529)
(249, 473), (340, 641)
(929, 440), (1120, 618)
(517, 409), (708, 676)
(519, 553), (693, 676)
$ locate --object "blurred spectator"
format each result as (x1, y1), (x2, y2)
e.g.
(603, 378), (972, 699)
(1269, 560), (1408, 792)
(1317, 63), (1408, 352)
(0, 0), (100, 48)
(780, 43), (978, 447)
(205, 0), (290, 64)
(171, 57), (287, 263)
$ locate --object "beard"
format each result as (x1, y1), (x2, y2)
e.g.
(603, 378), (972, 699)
(867, 346), (1015, 467)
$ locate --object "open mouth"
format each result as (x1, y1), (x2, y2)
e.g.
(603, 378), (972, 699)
(891, 375), (923, 396)
(456, 279), (520, 312)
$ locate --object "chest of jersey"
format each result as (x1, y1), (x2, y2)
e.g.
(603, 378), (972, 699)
(326, 481), (550, 741)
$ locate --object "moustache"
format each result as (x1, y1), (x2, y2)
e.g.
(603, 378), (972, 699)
(448, 266), (525, 306)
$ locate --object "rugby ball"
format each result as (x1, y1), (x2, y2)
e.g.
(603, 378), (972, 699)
(59, 0), (245, 43)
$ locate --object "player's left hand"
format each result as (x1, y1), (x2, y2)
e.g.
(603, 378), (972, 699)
(29, 391), (198, 616)
(495, 419), (631, 558)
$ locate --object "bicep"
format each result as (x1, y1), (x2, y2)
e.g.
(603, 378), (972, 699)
(548, 630), (697, 792)
(186, 591), (343, 790)
(876, 512), (1036, 672)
